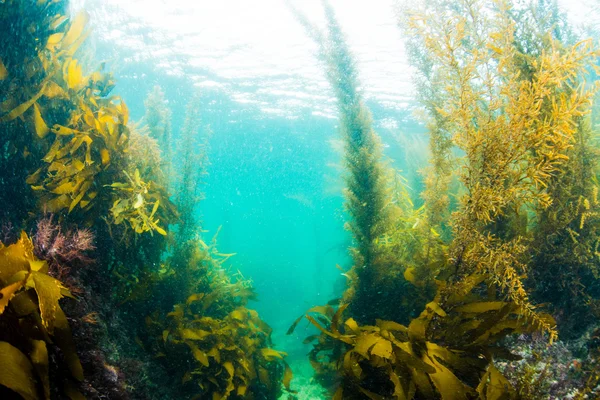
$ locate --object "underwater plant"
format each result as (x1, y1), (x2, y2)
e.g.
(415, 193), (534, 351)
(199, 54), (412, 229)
(498, 0), (600, 338)
(529, 114), (600, 338)
(126, 121), (168, 192)
(154, 300), (291, 399)
(285, 0), (600, 398)
(406, 0), (599, 340)
(138, 236), (292, 399)
(143, 85), (173, 190)
(289, 0), (434, 326)
(144, 86), (173, 161)
(289, 277), (552, 399)
(0, 2), (175, 238)
(0, 232), (84, 399)
(33, 214), (95, 292)
(1, 2), (291, 399)
(173, 97), (211, 242)
(0, 0), (70, 226)
(107, 169), (170, 236)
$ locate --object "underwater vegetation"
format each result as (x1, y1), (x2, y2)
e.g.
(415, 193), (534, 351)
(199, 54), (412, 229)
(0, 0), (176, 237)
(142, 236), (292, 399)
(289, 0), (436, 327)
(143, 85), (173, 190)
(289, 279), (548, 399)
(0, 1), (290, 399)
(172, 98), (211, 242)
(1, 0), (599, 398)
(104, 88), (291, 399)
(0, 232), (83, 399)
(287, 0), (600, 398)
(408, 0), (597, 339)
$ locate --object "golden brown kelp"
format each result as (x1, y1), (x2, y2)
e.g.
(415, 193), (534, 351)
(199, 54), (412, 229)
(288, 0), (433, 326)
(0, 0), (69, 226)
(0, 3), (175, 237)
(530, 115), (600, 337)
(288, 277), (551, 399)
(126, 121), (167, 189)
(1, 2), (177, 398)
(0, 232), (84, 399)
(407, 0), (599, 341)
(139, 236), (292, 399)
(287, 0), (598, 398)
(97, 77), (290, 397)
(507, 0), (600, 338)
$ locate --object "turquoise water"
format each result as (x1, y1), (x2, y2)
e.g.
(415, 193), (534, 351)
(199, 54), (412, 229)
(110, 67), (427, 390)
(77, 1), (432, 381)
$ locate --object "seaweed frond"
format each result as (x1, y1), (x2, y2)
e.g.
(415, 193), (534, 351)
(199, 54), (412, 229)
(0, 232), (83, 398)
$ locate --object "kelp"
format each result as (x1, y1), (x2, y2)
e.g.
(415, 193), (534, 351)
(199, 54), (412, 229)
(0, 2), (175, 237)
(286, 0), (599, 397)
(530, 115), (600, 337)
(0, 2), (285, 399)
(289, 0), (434, 326)
(108, 169), (172, 236)
(138, 236), (292, 399)
(0, 232), (83, 399)
(150, 300), (292, 399)
(289, 278), (550, 399)
(173, 97), (211, 241)
(508, 1), (600, 338)
(126, 121), (168, 189)
(406, 0), (599, 341)
(0, 0), (69, 225)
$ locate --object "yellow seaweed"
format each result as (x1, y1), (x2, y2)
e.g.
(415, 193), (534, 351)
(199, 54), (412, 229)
(0, 233), (83, 396)
(0, 342), (39, 400)
(0, 58), (7, 80)
(33, 103), (50, 138)
(61, 10), (90, 49)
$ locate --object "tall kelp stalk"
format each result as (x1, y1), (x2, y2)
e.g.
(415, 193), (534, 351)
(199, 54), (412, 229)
(144, 85), (173, 189)
(173, 97), (211, 242)
(288, 0), (431, 325)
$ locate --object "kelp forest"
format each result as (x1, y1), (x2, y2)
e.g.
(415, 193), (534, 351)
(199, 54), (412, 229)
(0, 0), (599, 399)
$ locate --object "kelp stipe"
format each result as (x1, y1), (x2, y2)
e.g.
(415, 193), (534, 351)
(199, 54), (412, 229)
(144, 85), (173, 188)
(173, 97), (211, 242)
(288, 0), (433, 326)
